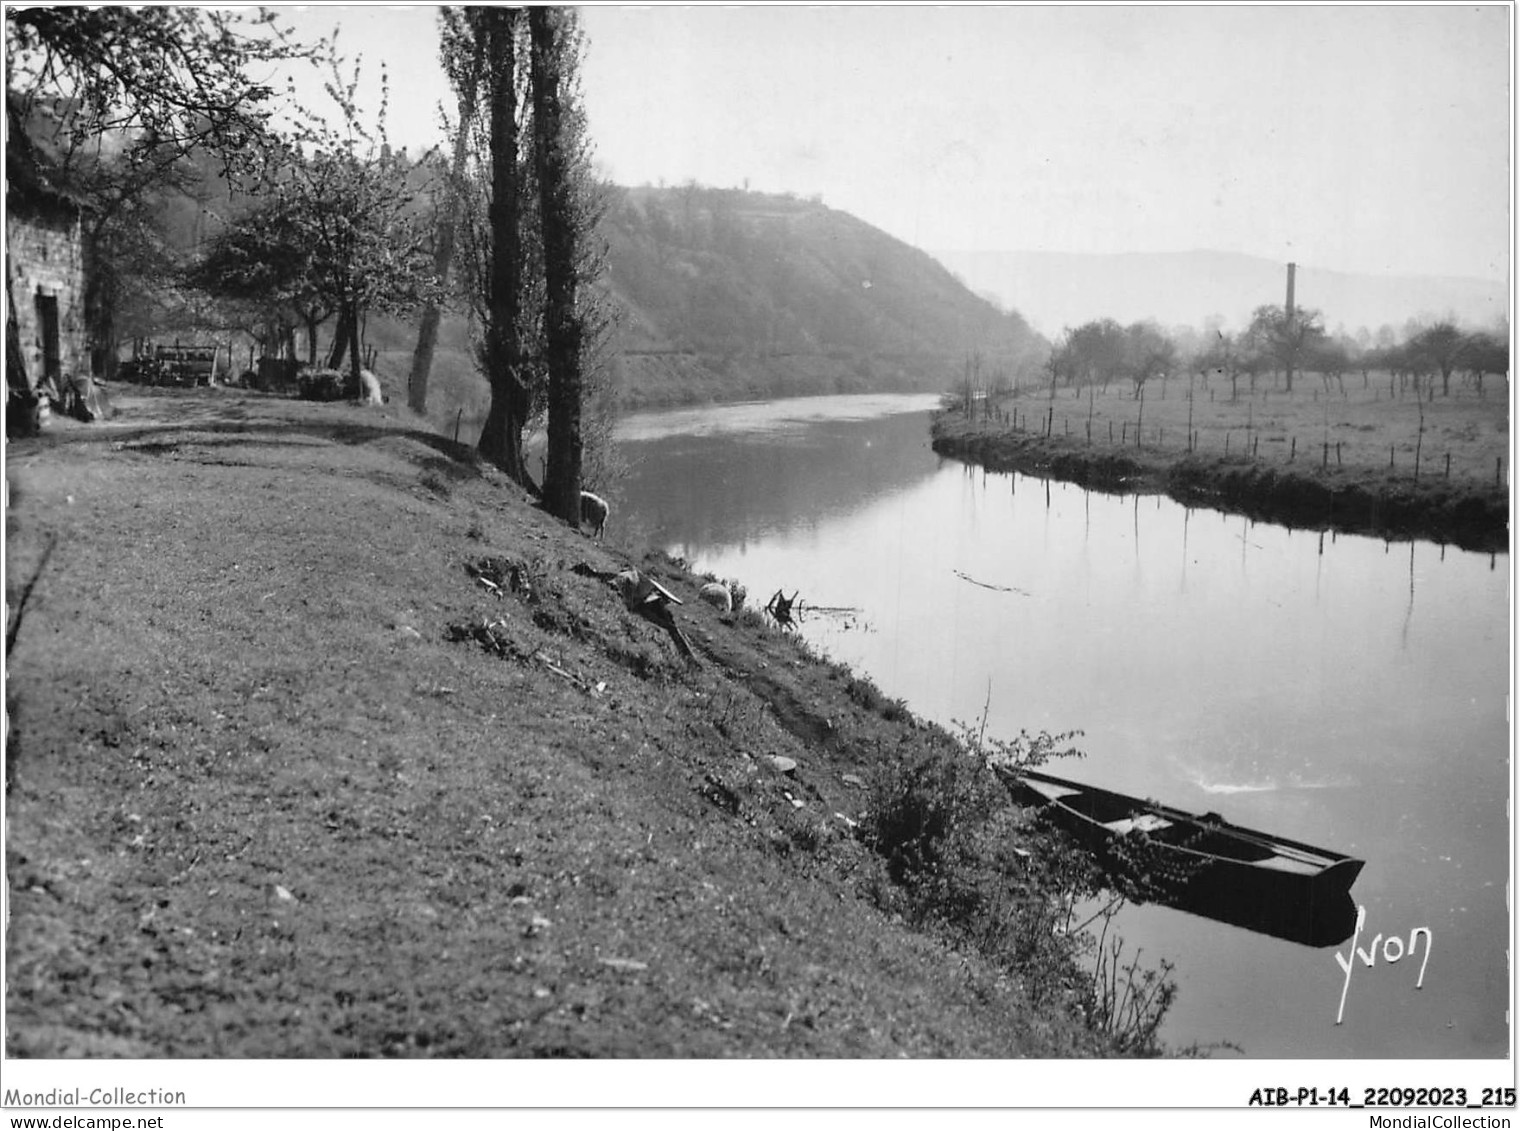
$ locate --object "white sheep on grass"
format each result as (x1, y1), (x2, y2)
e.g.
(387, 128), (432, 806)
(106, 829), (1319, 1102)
(698, 582), (732, 612)
(579, 491), (610, 539)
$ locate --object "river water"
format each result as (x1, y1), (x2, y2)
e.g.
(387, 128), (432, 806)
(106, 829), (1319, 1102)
(612, 393), (1510, 1059)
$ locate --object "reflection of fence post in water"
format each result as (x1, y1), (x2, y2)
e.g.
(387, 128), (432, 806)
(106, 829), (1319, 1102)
(1401, 540), (1416, 649)
(1179, 506), (1190, 592)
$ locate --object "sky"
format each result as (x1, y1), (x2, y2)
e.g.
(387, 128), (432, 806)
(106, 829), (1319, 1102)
(269, 4), (1512, 283)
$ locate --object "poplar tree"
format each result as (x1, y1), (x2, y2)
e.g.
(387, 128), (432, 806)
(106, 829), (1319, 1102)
(530, 6), (585, 524)
(444, 6), (615, 498)
(475, 7), (533, 482)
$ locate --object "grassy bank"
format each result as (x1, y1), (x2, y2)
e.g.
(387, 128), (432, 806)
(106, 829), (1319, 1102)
(932, 373), (1509, 552)
(5, 386), (1170, 1059)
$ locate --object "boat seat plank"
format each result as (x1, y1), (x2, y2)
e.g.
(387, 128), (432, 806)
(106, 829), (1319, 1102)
(1255, 854), (1323, 875)
(1103, 813), (1173, 835)
(1029, 782), (1083, 800)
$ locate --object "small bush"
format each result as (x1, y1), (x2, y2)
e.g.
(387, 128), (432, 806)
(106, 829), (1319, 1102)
(867, 741), (1004, 888)
(862, 726), (1180, 1049)
(298, 367), (357, 402)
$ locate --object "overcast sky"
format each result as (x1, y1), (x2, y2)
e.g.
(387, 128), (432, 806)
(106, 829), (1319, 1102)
(275, 4), (1511, 282)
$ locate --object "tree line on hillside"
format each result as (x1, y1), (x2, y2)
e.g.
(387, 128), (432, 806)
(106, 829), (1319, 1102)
(7, 6), (609, 518)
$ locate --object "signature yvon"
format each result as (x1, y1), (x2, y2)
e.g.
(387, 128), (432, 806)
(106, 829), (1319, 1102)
(1334, 906), (1432, 1025)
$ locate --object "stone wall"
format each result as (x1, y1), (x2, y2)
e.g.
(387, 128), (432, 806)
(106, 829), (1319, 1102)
(7, 206), (88, 391)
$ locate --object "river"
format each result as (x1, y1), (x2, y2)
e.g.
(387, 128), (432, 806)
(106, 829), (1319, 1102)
(611, 393), (1510, 1059)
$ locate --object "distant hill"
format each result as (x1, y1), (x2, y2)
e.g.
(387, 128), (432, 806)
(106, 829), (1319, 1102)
(600, 186), (1048, 408)
(370, 185), (1050, 424)
(930, 249), (1509, 339)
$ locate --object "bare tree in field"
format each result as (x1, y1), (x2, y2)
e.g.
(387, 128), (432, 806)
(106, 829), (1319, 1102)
(1245, 303), (1325, 393)
(1407, 321), (1470, 398)
(530, 5), (586, 526)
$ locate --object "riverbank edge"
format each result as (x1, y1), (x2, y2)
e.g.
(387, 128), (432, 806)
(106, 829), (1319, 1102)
(4, 387), (1141, 1060)
(930, 414), (1510, 554)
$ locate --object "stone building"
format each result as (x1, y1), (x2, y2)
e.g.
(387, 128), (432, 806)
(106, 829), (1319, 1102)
(6, 183), (89, 399)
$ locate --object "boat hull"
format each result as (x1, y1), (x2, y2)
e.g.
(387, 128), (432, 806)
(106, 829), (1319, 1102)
(998, 766), (1365, 947)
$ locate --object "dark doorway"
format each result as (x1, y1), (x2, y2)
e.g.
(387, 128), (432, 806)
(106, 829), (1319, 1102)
(34, 293), (60, 384)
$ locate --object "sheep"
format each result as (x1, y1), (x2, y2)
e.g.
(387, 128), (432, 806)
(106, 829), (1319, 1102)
(579, 490), (610, 539)
(697, 582), (733, 613)
(358, 369), (386, 406)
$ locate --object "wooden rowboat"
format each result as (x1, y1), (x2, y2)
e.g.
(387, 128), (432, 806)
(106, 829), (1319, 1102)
(995, 766), (1365, 947)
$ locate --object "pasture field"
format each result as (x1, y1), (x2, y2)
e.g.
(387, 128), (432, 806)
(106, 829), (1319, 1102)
(935, 371), (1509, 550)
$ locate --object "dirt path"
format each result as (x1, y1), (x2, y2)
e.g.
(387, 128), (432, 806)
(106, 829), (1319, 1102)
(5, 386), (1108, 1059)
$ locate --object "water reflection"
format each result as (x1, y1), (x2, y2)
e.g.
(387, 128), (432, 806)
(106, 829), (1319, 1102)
(615, 397), (1509, 1058)
(617, 401), (944, 553)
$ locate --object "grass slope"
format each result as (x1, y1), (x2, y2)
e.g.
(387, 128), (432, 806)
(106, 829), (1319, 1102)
(5, 387), (1113, 1059)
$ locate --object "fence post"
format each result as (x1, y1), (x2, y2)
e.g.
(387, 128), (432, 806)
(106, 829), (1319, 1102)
(1290, 436), (1296, 462)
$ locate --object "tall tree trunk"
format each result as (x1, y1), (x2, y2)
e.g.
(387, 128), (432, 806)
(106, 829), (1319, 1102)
(327, 305), (353, 370)
(346, 299), (363, 393)
(475, 8), (532, 488)
(408, 305), (443, 412)
(408, 37), (485, 416)
(531, 5), (583, 525)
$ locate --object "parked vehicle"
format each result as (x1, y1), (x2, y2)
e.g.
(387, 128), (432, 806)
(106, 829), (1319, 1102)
(119, 344), (219, 386)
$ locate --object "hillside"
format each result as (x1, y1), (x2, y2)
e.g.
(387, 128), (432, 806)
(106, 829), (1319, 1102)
(366, 186), (1049, 430)
(4, 386), (1133, 1064)
(932, 248), (1509, 338)
(600, 186), (1047, 408)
